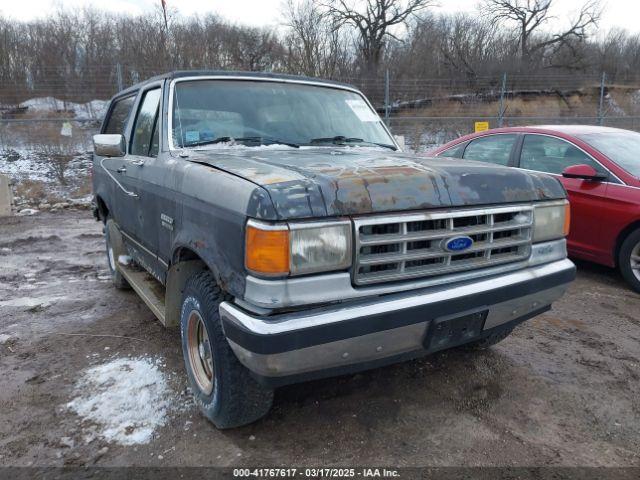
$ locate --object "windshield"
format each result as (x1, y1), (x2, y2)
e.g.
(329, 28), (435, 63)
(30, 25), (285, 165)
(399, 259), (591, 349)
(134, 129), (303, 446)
(577, 130), (640, 177)
(171, 79), (395, 149)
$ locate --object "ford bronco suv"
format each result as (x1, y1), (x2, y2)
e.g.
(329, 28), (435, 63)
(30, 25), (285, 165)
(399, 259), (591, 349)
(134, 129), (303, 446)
(92, 71), (575, 428)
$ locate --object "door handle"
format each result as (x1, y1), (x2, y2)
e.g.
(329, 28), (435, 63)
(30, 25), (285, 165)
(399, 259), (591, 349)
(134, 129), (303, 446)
(99, 158), (138, 198)
(131, 159), (146, 167)
(116, 166), (127, 174)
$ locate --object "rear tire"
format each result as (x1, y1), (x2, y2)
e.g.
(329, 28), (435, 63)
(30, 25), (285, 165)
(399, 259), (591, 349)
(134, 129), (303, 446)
(462, 327), (514, 351)
(180, 270), (273, 429)
(619, 228), (640, 293)
(105, 218), (130, 290)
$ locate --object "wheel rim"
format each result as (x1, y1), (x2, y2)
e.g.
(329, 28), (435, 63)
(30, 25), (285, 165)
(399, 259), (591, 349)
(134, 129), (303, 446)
(631, 241), (640, 282)
(186, 310), (214, 395)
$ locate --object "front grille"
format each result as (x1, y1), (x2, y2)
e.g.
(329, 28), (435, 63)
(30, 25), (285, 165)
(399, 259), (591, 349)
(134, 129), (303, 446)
(353, 205), (533, 286)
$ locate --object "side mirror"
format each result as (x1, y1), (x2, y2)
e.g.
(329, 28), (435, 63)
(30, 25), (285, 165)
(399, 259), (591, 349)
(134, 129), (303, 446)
(93, 134), (126, 157)
(561, 164), (606, 181)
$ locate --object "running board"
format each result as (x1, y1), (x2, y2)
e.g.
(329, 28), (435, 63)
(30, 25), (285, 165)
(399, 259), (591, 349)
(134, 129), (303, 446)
(118, 263), (167, 326)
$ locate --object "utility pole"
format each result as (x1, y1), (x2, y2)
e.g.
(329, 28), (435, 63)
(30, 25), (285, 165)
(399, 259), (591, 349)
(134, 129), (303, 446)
(498, 73), (507, 128)
(161, 0), (168, 31)
(116, 63), (124, 92)
(598, 72), (606, 126)
(384, 69), (390, 125)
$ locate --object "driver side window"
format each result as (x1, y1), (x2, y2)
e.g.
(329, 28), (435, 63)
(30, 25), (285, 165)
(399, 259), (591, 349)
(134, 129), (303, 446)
(520, 135), (603, 175)
(103, 95), (135, 135)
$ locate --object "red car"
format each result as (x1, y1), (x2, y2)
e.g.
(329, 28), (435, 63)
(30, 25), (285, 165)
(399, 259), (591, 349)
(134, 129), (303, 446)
(432, 125), (640, 292)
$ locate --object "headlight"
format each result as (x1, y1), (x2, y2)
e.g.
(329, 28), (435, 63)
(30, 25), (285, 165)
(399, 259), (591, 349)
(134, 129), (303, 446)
(245, 219), (351, 277)
(533, 201), (570, 242)
(290, 222), (352, 275)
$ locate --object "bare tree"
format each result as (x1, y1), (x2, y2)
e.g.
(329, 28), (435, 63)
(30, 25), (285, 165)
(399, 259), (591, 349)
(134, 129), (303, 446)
(438, 13), (501, 82)
(318, 0), (435, 76)
(483, 0), (601, 64)
(284, 0), (345, 77)
(283, 0), (352, 77)
(4, 2), (640, 110)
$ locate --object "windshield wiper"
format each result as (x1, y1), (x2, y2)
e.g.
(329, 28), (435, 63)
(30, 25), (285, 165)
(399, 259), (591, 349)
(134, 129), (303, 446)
(184, 136), (299, 148)
(309, 136), (397, 150)
(183, 136), (234, 147)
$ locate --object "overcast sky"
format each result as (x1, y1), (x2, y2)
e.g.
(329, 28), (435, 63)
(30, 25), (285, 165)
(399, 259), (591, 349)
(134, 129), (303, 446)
(2, 0), (639, 35)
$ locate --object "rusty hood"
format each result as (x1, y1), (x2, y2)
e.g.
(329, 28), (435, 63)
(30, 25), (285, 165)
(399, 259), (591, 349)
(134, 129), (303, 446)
(187, 148), (566, 220)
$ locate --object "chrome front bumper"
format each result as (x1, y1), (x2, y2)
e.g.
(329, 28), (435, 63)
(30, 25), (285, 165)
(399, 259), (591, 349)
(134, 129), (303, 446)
(220, 257), (576, 386)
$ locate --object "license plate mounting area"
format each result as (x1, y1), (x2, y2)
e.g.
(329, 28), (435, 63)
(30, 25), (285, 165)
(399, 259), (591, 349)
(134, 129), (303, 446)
(425, 309), (488, 352)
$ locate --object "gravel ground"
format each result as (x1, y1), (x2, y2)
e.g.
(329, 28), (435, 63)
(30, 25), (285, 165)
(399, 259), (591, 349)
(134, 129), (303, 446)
(0, 210), (639, 467)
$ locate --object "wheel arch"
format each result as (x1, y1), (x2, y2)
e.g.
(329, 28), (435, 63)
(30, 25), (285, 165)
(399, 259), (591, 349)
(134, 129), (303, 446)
(614, 219), (640, 267)
(165, 245), (217, 328)
(95, 195), (110, 223)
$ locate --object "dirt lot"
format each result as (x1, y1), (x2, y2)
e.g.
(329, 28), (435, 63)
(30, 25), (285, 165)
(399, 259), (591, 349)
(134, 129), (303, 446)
(0, 210), (639, 467)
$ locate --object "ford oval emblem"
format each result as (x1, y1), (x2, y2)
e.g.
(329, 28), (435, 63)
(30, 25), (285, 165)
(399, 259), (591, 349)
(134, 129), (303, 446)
(444, 236), (474, 252)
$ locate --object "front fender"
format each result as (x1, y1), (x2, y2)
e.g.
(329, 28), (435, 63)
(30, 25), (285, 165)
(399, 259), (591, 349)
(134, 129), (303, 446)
(170, 223), (245, 298)
(169, 161), (278, 299)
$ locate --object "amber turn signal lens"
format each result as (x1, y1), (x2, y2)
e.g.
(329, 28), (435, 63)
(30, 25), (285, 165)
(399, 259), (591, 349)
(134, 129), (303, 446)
(563, 202), (571, 237)
(245, 223), (290, 275)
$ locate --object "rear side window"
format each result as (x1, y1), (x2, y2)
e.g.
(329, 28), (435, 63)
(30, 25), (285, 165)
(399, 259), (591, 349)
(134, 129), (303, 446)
(103, 95), (136, 135)
(520, 135), (604, 175)
(439, 142), (466, 158)
(131, 88), (161, 157)
(463, 134), (517, 166)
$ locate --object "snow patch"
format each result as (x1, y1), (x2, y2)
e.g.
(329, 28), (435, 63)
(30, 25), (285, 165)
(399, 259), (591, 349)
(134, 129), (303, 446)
(66, 356), (173, 446)
(19, 97), (108, 120)
(192, 143), (391, 152)
(605, 94), (626, 117)
(16, 208), (39, 216)
(192, 142), (299, 151)
(0, 149), (92, 184)
(118, 255), (132, 266)
(0, 295), (65, 308)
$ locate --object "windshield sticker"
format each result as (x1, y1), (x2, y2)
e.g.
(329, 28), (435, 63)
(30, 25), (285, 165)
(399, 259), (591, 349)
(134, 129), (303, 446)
(185, 130), (199, 143)
(346, 99), (379, 122)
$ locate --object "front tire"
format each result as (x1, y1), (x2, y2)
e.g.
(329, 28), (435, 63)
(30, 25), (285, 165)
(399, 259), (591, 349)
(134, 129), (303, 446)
(619, 228), (640, 293)
(180, 271), (273, 428)
(105, 218), (130, 290)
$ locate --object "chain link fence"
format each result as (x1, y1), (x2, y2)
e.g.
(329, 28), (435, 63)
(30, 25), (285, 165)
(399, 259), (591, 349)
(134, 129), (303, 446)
(2, 66), (640, 177)
(374, 72), (640, 151)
